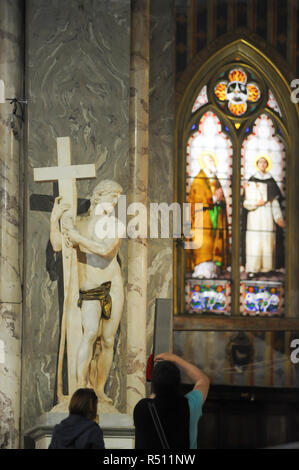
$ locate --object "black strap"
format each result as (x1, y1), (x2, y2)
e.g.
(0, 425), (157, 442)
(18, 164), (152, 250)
(148, 401), (170, 449)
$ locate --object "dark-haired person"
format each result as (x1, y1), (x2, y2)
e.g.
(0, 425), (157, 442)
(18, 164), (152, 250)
(133, 352), (209, 449)
(48, 388), (105, 449)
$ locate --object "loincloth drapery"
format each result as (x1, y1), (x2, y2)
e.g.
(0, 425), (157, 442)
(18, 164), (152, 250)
(77, 281), (112, 319)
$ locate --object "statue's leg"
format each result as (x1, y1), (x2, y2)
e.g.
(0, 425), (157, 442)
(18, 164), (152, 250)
(76, 300), (101, 389)
(96, 278), (124, 403)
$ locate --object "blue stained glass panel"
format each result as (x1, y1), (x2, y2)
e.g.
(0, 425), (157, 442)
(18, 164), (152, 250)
(185, 280), (231, 314)
(241, 283), (283, 316)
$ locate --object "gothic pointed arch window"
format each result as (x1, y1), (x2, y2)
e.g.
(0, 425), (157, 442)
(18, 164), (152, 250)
(177, 61), (288, 318)
(174, 41), (299, 387)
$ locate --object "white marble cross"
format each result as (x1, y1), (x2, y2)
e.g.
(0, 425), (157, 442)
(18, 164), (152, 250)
(34, 136), (95, 223)
(34, 137), (96, 398)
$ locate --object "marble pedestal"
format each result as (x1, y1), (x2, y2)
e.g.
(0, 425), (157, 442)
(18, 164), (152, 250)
(25, 412), (135, 449)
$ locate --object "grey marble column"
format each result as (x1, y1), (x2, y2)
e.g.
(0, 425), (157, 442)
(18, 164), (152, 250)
(126, 0), (150, 415)
(146, 0), (175, 363)
(0, 0), (24, 449)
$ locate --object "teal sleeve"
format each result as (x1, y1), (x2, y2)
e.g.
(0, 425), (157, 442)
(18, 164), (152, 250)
(185, 390), (204, 449)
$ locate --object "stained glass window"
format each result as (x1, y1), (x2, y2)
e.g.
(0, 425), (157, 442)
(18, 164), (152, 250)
(182, 64), (286, 317)
(240, 114), (285, 316)
(185, 280), (231, 314)
(175, 43), (299, 396)
(240, 283), (283, 316)
(185, 111), (232, 314)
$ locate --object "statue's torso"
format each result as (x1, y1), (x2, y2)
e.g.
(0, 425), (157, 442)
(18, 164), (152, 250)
(76, 213), (122, 290)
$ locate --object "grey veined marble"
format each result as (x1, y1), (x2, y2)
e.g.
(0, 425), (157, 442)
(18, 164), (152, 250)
(0, 0), (24, 449)
(146, 0), (175, 356)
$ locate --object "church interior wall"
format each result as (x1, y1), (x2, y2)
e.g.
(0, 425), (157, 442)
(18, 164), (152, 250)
(1, 0), (298, 449)
(0, 0), (25, 450)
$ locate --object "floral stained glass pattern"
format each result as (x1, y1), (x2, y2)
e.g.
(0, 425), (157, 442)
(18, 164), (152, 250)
(186, 280), (231, 314)
(214, 68), (261, 116)
(240, 283), (283, 316)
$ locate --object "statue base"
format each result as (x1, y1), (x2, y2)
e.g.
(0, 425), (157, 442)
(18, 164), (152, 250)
(50, 395), (120, 415)
(25, 400), (135, 449)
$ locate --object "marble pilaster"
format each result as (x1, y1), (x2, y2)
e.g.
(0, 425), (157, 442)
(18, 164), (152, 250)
(147, 0), (175, 357)
(0, 0), (24, 449)
(126, 0), (150, 415)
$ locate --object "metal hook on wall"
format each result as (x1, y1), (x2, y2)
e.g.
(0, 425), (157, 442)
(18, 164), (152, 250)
(0, 80), (27, 122)
(6, 97), (28, 122)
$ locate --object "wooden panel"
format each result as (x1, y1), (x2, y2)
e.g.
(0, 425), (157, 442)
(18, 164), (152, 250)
(197, 405), (220, 449)
(265, 412), (288, 446)
(221, 407), (259, 449)
(174, 315), (299, 331)
(183, 384), (299, 449)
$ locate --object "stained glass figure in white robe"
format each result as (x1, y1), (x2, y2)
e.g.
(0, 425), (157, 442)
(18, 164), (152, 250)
(243, 155), (284, 276)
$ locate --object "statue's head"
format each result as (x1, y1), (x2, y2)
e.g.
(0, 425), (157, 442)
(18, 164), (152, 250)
(90, 179), (123, 211)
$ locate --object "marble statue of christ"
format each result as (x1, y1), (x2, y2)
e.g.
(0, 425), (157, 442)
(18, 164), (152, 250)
(50, 179), (125, 404)
(35, 138), (125, 406)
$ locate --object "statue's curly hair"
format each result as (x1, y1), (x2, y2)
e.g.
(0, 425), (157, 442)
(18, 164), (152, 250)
(90, 179), (123, 207)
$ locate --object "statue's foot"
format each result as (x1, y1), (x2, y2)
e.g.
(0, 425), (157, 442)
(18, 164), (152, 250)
(97, 391), (113, 404)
